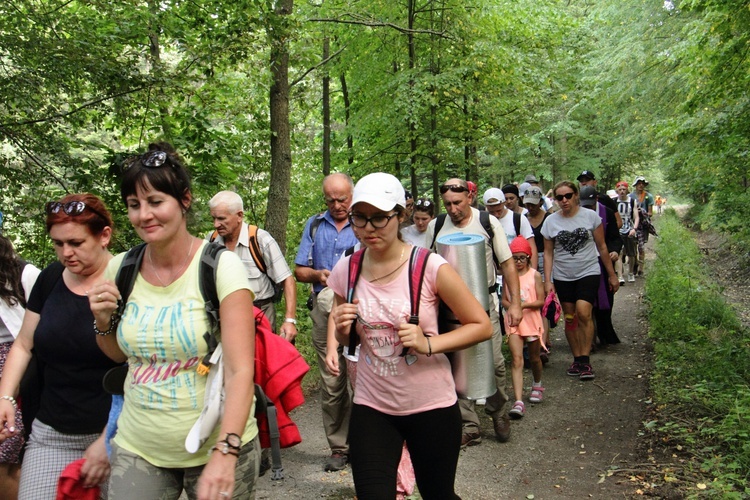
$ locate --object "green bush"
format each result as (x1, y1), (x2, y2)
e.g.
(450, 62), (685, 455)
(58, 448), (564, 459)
(645, 210), (750, 493)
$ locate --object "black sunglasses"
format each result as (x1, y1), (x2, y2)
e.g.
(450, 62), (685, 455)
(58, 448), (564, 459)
(555, 192), (575, 201)
(46, 201), (88, 216)
(124, 150), (173, 171)
(439, 184), (469, 194)
(45, 201), (107, 222)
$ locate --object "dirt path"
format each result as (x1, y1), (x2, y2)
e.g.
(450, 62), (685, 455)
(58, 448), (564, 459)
(257, 273), (652, 499)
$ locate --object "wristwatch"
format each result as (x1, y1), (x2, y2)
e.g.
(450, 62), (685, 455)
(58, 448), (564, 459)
(224, 432), (242, 450)
(284, 318), (297, 325)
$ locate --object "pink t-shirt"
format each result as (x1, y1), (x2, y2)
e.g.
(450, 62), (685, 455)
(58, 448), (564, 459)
(505, 268), (545, 344)
(328, 250), (457, 416)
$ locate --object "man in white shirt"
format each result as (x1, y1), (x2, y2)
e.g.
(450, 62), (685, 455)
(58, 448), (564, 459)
(207, 191), (298, 341)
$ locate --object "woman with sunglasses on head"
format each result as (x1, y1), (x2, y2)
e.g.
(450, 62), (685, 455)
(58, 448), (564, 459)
(328, 173), (491, 500)
(0, 194), (119, 499)
(540, 181), (619, 381)
(87, 143), (258, 500)
(401, 198), (435, 248)
(0, 235), (41, 499)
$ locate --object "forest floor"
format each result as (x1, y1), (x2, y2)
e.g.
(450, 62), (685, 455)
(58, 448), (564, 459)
(255, 213), (747, 499)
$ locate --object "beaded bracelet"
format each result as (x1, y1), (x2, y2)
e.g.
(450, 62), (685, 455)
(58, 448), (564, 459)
(93, 311), (120, 336)
(0, 395), (17, 409)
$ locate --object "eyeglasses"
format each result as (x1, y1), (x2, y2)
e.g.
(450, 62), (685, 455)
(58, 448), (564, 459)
(555, 192), (575, 201)
(349, 212), (398, 229)
(415, 199), (432, 208)
(512, 255), (529, 262)
(439, 184), (469, 194)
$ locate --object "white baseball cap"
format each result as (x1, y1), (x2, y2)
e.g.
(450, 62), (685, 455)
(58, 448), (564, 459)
(482, 188), (505, 206)
(352, 173), (406, 211)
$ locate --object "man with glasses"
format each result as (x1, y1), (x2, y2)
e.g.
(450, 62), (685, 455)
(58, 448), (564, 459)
(427, 178), (523, 446)
(294, 173), (359, 472)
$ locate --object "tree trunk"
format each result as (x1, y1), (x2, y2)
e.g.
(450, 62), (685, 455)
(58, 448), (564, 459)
(266, 0), (294, 254)
(339, 73), (353, 164)
(322, 36), (331, 176)
(147, 0), (173, 143)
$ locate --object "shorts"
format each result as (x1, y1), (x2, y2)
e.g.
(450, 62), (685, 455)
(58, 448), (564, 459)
(553, 274), (600, 305)
(620, 234), (637, 257)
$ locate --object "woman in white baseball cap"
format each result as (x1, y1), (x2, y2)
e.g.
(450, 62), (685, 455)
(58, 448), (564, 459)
(327, 172), (491, 499)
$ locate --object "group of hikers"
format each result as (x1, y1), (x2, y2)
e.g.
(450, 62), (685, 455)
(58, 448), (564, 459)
(0, 142), (659, 499)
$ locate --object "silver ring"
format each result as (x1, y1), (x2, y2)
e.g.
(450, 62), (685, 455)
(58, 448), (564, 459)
(219, 493), (229, 498)
(98, 294), (103, 302)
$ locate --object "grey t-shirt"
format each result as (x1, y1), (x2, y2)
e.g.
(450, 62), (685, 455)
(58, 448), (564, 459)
(540, 208), (601, 281)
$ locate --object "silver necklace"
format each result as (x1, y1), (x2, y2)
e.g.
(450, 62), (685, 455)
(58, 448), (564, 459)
(148, 237), (195, 287)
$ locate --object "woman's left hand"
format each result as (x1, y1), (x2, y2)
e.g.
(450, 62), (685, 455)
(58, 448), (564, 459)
(397, 322), (429, 355)
(197, 452), (237, 500)
(80, 435), (110, 488)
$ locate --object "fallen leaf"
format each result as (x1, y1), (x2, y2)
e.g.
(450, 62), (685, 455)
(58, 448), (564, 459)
(697, 483), (707, 490)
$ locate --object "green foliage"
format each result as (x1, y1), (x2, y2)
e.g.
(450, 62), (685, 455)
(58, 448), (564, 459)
(645, 211), (750, 492)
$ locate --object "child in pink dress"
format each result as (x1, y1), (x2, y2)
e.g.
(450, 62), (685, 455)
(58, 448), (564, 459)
(502, 237), (546, 419)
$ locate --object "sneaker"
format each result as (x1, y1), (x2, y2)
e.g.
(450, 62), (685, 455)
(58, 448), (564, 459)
(324, 452), (349, 472)
(509, 401), (525, 419)
(566, 362), (581, 376)
(579, 364), (595, 380)
(619, 276), (625, 285)
(475, 398), (487, 405)
(461, 431), (482, 447)
(628, 274), (636, 283)
(529, 385), (545, 403)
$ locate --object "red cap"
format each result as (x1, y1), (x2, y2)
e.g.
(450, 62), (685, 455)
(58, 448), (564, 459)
(509, 237), (532, 257)
(467, 181), (478, 195)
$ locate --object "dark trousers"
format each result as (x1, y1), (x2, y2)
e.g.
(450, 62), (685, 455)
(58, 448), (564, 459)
(349, 402), (462, 500)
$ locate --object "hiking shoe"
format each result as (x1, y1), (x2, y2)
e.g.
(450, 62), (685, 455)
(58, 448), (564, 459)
(509, 401), (525, 419)
(529, 385), (545, 403)
(324, 452), (349, 472)
(492, 413), (511, 443)
(579, 364), (595, 381)
(628, 274), (636, 283)
(566, 362), (581, 376)
(461, 432), (482, 447)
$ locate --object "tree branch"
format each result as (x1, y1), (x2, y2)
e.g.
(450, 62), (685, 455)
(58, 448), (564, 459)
(308, 15), (453, 39)
(290, 47), (346, 88)
(0, 86), (147, 128)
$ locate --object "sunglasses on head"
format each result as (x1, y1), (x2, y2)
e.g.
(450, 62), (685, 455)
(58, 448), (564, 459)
(45, 201), (106, 221)
(124, 150), (174, 171)
(415, 199), (432, 208)
(555, 192), (575, 201)
(439, 184), (469, 194)
(46, 201), (89, 216)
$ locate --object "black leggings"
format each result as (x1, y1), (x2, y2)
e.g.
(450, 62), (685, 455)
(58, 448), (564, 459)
(349, 402), (462, 500)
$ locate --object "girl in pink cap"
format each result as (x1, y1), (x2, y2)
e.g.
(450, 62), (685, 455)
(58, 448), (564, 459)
(502, 237), (546, 419)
